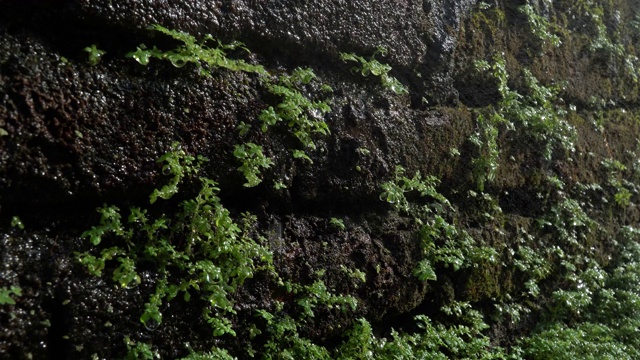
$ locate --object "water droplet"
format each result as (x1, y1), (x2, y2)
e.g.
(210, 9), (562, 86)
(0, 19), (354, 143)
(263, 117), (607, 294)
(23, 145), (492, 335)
(144, 319), (159, 331)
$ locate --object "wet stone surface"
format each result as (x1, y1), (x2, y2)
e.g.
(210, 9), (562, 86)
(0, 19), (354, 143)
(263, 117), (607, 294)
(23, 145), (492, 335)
(1, 1), (456, 352)
(2, 0), (639, 358)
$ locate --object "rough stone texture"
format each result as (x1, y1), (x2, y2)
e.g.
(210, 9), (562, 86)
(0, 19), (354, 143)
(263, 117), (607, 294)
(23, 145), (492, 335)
(0, 0), (477, 207)
(1, 0), (640, 358)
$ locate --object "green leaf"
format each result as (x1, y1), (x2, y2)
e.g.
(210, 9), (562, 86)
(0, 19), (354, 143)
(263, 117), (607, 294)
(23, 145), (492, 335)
(292, 149), (313, 163)
(329, 218), (346, 230)
(340, 50), (408, 94)
(0, 286), (21, 305)
(10, 216), (24, 230)
(414, 260), (437, 281)
(127, 46), (153, 65)
(84, 44), (106, 66)
(234, 143), (273, 187)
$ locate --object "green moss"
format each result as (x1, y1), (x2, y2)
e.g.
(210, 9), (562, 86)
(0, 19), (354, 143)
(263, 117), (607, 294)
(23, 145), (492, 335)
(464, 264), (510, 302)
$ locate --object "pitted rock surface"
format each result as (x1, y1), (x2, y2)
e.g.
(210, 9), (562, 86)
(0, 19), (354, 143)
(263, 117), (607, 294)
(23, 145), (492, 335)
(2, 0), (640, 358)
(0, 1), (477, 357)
